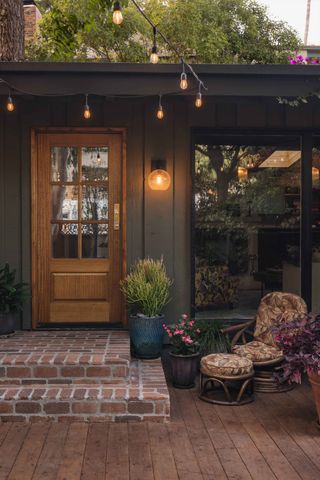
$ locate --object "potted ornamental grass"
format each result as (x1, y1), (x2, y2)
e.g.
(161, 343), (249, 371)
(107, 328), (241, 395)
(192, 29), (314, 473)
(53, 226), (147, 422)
(121, 258), (172, 359)
(0, 263), (29, 335)
(164, 314), (202, 389)
(273, 314), (320, 423)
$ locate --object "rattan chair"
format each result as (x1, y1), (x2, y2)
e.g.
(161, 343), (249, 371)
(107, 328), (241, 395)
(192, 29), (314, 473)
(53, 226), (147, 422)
(222, 292), (307, 393)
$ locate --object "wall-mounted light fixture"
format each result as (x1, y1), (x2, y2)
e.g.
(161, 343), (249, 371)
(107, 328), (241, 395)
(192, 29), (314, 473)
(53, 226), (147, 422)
(148, 159), (171, 191)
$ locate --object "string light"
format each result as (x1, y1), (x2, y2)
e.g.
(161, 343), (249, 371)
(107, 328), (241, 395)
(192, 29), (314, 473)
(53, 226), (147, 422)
(6, 94), (15, 112)
(83, 94), (91, 119)
(195, 85), (203, 108)
(157, 94), (164, 120)
(113, 1), (123, 25)
(180, 63), (188, 90)
(150, 27), (159, 64)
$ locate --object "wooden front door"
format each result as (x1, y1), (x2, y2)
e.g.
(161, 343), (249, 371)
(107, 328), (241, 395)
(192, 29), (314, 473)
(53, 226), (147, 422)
(32, 130), (124, 326)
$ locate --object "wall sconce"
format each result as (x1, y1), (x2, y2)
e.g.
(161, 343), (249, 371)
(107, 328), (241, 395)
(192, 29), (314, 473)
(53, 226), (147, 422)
(148, 159), (171, 191)
(238, 166), (248, 181)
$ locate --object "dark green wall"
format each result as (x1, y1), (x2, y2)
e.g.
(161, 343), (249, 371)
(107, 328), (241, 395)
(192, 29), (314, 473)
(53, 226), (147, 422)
(0, 95), (319, 328)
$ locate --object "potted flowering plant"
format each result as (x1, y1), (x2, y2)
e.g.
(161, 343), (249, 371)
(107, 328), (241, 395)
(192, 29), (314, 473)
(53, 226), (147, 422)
(273, 314), (320, 422)
(164, 314), (201, 389)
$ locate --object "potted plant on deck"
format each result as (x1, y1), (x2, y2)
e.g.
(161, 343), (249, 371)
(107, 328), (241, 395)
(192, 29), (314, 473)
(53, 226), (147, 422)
(273, 314), (320, 423)
(121, 258), (172, 359)
(164, 314), (201, 389)
(0, 263), (29, 335)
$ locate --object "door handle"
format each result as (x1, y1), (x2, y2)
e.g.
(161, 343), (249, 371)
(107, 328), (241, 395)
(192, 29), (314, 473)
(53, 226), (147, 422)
(114, 203), (120, 230)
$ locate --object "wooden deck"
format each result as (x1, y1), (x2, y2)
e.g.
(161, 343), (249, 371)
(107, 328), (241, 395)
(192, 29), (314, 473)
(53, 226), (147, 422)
(0, 379), (318, 480)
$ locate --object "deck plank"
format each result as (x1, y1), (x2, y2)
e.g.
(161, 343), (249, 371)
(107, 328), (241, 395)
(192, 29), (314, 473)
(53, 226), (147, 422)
(32, 423), (69, 480)
(56, 422), (88, 480)
(0, 423), (11, 447)
(81, 423), (108, 480)
(148, 423), (179, 480)
(128, 424), (154, 480)
(0, 423), (29, 480)
(175, 389), (228, 480)
(7, 423), (50, 480)
(106, 423), (129, 480)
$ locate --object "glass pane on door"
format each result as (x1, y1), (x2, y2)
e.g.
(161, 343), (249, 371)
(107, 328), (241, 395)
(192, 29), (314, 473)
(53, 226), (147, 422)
(52, 223), (78, 258)
(52, 186), (79, 220)
(51, 147), (78, 182)
(82, 186), (108, 220)
(82, 147), (108, 181)
(82, 224), (108, 258)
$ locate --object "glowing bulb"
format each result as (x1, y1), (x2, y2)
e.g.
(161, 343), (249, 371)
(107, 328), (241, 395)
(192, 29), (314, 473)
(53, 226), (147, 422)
(148, 169), (171, 191)
(157, 105), (164, 120)
(113, 1), (123, 25)
(6, 96), (14, 112)
(84, 106), (91, 119)
(195, 92), (203, 108)
(180, 72), (188, 90)
(150, 47), (159, 64)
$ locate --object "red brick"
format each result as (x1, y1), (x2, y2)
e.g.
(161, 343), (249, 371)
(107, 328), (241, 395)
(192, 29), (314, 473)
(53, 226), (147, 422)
(34, 366), (58, 378)
(72, 403), (98, 414)
(61, 366), (85, 377)
(128, 401), (154, 414)
(7, 367), (31, 378)
(16, 402), (41, 414)
(57, 416), (86, 423)
(44, 402), (70, 414)
(115, 415), (142, 422)
(86, 367), (111, 377)
(0, 403), (13, 414)
(73, 389), (86, 400)
(100, 402), (126, 414)
(0, 368), (5, 376)
(112, 366), (127, 378)
(0, 415), (26, 422)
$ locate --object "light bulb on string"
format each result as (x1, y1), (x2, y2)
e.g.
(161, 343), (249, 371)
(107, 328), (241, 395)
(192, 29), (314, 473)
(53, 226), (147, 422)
(6, 94), (14, 112)
(150, 26), (159, 64)
(83, 94), (91, 120)
(156, 94), (164, 120)
(113, 1), (123, 25)
(180, 63), (188, 90)
(195, 84), (203, 108)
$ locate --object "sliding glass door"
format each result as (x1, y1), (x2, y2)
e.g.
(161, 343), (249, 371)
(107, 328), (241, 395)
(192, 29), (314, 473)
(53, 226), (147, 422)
(193, 135), (305, 320)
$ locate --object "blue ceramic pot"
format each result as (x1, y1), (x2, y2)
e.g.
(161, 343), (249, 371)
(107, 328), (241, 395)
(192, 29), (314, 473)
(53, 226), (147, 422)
(129, 314), (165, 359)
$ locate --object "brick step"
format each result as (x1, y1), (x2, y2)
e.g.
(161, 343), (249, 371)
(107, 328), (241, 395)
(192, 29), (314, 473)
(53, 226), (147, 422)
(0, 331), (130, 384)
(0, 365), (170, 423)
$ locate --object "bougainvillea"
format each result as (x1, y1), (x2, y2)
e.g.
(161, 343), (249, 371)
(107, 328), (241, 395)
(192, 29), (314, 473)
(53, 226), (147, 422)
(163, 314), (201, 355)
(288, 53), (320, 65)
(273, 314), (320, 384)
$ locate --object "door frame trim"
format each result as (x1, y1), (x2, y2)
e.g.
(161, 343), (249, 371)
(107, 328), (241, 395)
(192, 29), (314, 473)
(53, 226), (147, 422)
(31, 127), (127, 328)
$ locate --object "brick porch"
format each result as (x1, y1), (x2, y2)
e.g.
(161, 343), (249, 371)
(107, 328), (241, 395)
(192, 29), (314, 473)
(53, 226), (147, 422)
(0, 331), (170, 423)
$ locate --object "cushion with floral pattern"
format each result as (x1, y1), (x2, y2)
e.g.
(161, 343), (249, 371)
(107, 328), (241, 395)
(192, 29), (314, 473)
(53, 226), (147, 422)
(232, 340), (283, 363)
(254, 292), (307, 347)
(200, 353), (253, 377)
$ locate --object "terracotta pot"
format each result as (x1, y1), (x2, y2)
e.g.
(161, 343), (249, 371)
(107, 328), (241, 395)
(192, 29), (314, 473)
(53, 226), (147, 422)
(308, 371), (320, 423)
(169, 351), (200, 389)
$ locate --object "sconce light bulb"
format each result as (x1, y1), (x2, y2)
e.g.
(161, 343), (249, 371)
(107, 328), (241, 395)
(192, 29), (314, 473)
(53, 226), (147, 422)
(150, 47), (159, 64)
(157, 105), (164, 120)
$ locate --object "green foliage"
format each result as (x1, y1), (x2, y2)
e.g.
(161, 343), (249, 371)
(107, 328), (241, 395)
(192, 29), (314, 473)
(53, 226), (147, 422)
(0, 264), (29, 315)
(121, 258), (172, 317)
(197, 319), (230, 355)
(26, 0), (301, 63)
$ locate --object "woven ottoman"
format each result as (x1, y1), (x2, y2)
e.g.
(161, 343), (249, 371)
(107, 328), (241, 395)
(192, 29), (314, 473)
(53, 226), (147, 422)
(199, 353), (254, 405)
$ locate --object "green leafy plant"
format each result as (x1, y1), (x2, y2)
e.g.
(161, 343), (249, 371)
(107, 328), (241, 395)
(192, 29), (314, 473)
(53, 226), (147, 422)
(197, 319), (230, 355)
(121, 258), (172, 317)
(0, 264), (29, 314)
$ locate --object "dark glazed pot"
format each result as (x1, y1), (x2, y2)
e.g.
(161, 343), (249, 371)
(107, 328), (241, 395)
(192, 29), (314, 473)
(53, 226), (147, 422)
(169, 351), (200, 389)
(129, 314), (164, 359)
(0, 313), (15, 336)
(308, 371), (320, 424)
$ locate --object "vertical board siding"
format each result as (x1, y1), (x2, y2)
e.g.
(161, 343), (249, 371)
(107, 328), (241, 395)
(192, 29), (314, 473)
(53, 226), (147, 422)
(1, 94), (320, 328)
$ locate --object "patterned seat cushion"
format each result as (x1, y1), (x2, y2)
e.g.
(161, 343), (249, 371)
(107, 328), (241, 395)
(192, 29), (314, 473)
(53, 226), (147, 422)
(232, 340), (283, 363)
(200, 353), (253, 377)
(254, 292), (307, 347)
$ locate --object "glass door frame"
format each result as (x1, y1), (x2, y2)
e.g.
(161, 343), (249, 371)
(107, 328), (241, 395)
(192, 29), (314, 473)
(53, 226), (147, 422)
(191, 130), (314, 313)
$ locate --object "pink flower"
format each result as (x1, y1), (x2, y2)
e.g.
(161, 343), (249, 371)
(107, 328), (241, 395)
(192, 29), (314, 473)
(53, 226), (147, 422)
(182, 335), (193, 344)
(189, 320), (195, 326)
(181, 314), (188, 320)
(196, 328), (201, 333)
